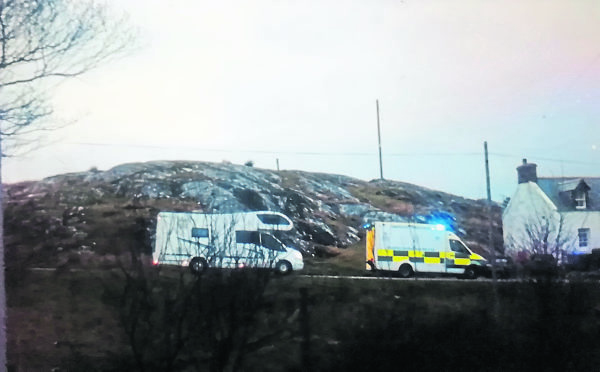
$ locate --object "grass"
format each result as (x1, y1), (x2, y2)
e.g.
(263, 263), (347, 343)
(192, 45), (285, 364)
(347, 184), (399, 209)
(8, 269), (124, 370)
(303, 240), (367, 276)
(9, 266), (600, 371)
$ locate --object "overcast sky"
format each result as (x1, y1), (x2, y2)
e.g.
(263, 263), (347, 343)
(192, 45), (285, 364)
(4, 0), (600, 201)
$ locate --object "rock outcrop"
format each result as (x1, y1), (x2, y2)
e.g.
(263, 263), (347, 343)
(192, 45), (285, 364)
(4, 161), (503, 267)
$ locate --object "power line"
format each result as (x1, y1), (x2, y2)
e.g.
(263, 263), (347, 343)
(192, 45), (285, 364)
(489, 152), (600, 166)
(67, 142), (377, 156)
(65, 142), (600, 167)
(63, 142), (487, 158)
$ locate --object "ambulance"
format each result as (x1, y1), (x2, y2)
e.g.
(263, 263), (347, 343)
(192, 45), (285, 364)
(365, 222), (487, 279)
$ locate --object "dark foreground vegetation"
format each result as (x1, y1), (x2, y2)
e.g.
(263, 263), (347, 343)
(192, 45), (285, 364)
(8, 265), (600, 372)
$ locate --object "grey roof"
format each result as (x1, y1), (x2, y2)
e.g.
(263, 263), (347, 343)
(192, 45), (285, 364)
(537, 177), (600, 211)
(556, 179), (584, 193)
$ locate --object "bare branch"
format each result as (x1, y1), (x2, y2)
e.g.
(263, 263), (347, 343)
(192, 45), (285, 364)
(0, 0), (135, 154)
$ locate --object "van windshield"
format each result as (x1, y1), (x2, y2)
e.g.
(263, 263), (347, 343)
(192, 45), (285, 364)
(449, 239), (470, 254)
(260, 233), (286, 251)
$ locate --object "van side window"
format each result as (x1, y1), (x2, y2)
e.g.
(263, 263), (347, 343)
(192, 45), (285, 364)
(236, 231), (260, 244)
(260, 233), (285, 251)
(191, 228), (209, 238)
(257, 213), (291, 226)
(449, 239), (469, 254)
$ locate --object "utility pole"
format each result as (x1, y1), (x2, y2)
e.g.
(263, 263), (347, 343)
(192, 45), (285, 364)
(484, 141), (498, 315)
(376, 99), (383, 180)
(484, 141), (496, 274)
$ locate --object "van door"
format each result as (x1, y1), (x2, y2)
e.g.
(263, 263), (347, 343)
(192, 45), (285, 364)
(414, 232), (445, 273)
(418, 250), (446, 273)
(234, 231), (286, 268)
(446, 239), (471, 274)
(258, 233), (286, 268)
(235, 230), (263, 268)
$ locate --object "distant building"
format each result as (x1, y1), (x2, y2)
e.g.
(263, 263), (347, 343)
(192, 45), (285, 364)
(503, 159), (600, 259)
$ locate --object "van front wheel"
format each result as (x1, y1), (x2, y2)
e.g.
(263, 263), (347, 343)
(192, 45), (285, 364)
(398, 264), (414, 278)
(275, 260), (292, 275)
(189, 257), (208, 275)
(463, 266), (477, 280)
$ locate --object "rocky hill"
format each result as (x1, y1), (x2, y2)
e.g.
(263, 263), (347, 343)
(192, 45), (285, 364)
(4, 160), (503, 269)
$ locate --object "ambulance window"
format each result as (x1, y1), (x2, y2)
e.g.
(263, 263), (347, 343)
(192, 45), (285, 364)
(236, 231), (260, 244)
(449, 240), (469, 254)
(260, 233), (286, 251)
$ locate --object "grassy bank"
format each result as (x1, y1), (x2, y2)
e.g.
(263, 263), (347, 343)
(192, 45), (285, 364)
(8, 268), (600, 371)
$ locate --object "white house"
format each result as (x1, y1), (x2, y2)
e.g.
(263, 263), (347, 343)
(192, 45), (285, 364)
(503, 159), (600, 259)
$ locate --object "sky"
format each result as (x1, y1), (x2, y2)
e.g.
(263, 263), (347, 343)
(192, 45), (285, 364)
(4, 0), (600, 202)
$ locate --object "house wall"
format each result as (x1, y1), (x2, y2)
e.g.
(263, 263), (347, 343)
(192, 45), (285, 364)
(503, 181), (600, 257)
(502, 181), (560, 257)
(562, 212), (600, 253)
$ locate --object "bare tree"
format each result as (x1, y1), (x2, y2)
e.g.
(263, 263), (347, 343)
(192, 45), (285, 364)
(113, 214), (286, 372)
(0, 0), (133, 152)
(0, 0), (133, 368)
(507, 213), (575, 262)
(114, 264), (280, 372)
(114, 211), (301, 371)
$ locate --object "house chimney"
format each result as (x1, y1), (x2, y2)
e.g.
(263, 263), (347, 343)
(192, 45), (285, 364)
(517, 158), (537, 184)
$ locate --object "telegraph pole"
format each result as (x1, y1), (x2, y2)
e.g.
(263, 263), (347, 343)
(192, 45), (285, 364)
(376, 99), (383, 180)
(484, 141), (498, 315)
(484, 141), (496, 277)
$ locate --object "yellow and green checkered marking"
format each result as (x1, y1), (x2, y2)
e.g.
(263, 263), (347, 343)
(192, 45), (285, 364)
(377, 249), (486, 267)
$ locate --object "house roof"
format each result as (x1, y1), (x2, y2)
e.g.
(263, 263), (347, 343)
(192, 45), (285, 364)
(537, 177), (600, 211)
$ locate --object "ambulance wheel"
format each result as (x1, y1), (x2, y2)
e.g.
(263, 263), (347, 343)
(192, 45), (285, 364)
(398, 264), (414, 278)
(463, 266), (477, 280)
(275, 260), (292, 275)
(189, 257), (208, 275)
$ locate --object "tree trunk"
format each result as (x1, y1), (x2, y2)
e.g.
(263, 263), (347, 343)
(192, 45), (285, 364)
(0, 135), (7, 371)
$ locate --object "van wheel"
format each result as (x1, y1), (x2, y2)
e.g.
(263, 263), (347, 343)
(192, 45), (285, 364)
(189, 257), (208, 275)
(275, 260), (292, 275)
(398, 264), (414, 278)
(463, 266), (477, 280)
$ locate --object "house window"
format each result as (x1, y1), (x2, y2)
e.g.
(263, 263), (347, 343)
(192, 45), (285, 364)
(575, 191), (587, 209)
(578, 228), (590, 248)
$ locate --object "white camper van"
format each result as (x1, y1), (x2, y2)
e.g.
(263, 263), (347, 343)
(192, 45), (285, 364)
(366, 222), (487, 279)
(153, 211), (304, 274)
